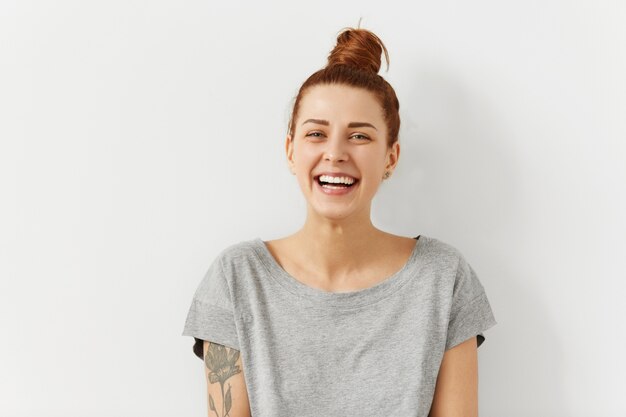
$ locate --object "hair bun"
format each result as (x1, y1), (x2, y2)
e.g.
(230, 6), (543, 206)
(326, 27), (390, 74)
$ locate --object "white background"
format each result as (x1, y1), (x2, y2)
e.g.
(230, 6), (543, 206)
(1, 1), (624, 416)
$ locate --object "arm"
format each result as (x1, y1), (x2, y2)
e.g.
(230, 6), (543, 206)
(428, 336), (479, 417)
(202, 340), (251, 417)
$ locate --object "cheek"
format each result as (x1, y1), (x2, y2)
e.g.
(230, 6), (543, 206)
(292, 152), (314, 182)
(357, 150), (387, 175)
(293, 146), (317, 168)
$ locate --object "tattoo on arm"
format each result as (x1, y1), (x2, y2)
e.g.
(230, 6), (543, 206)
(204, 342), (242, 417)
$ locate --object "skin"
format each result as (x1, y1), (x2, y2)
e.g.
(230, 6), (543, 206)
(429, 337), (480, 417)
(203, 341), (250, 417)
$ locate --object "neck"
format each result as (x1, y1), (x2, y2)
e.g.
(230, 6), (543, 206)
(290, 208), (388, 283)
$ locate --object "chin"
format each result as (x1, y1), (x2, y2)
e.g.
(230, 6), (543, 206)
(307, 203), (353, 220)
(321, 211), (351, 220)
(321, 202), (368, 220)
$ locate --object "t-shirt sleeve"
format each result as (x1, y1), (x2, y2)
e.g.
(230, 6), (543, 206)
(445, 253), (497, 351)
(181, 255), (240, 360)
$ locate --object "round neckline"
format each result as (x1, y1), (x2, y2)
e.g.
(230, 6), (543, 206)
(250, 235), (428, 309)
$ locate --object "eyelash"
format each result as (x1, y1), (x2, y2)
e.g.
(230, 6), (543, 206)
(306, 132), (371, 141)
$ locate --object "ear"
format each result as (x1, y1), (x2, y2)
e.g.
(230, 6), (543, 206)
(384, 141), (400, 173)
(285, 134), (295, 173)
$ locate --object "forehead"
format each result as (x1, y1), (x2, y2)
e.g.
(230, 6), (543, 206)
(297, 84), (384, 124)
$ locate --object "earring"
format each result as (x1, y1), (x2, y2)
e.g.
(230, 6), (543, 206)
(383, 171), (391, 180)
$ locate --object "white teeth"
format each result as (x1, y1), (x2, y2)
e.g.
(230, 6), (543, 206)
(318, 175), (356, 185)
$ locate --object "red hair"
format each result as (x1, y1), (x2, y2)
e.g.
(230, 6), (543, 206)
(287, 27), (400, 147)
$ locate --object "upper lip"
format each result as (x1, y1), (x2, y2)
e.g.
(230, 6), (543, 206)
(314, 172), (360, 180)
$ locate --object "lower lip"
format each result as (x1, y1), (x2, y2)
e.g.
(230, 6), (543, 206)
(314, 179), (359, 195)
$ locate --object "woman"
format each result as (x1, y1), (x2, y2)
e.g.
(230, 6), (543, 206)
(182, 26), (497, 417)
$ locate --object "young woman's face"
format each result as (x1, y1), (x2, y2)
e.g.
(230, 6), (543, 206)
(286, 84), (399, 220)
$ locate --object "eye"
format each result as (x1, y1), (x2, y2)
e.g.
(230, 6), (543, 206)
(305, 131), (325, 138)
(351, 134), (371, 141)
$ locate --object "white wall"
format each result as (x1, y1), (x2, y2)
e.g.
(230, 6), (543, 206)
(1, 1), (624, 416)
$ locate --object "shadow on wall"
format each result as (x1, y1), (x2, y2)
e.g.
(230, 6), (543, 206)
(376, 67), (520, 240)
(374, 67), (569, 416)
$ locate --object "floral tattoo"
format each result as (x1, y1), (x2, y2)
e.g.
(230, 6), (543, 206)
(204, 342), (242, 417)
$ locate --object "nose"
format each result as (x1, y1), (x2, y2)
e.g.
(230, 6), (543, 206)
(323, 134), (349, 162)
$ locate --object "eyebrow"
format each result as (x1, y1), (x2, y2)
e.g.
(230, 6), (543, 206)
(301, 118), (378, 130)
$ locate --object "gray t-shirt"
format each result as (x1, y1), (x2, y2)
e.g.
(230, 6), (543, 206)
(182, 234), (497, 416)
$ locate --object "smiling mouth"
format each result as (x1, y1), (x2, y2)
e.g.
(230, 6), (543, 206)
(314, 175), (359, 188)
